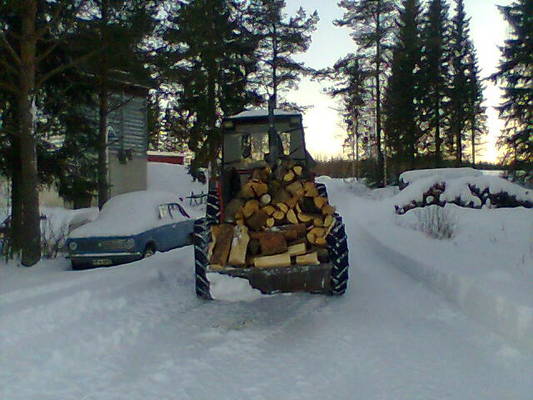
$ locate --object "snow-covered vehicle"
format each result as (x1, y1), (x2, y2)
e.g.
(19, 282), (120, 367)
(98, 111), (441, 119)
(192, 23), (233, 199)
(193, 109), (349, 299)
(66, 191), (194, 269)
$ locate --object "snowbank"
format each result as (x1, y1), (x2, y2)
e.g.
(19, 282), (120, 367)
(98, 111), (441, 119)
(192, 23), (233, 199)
(207, 273), (263, 302)
(324, 177), (533, 350)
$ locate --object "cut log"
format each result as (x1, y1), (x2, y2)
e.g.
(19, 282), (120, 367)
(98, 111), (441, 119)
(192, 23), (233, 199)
(306, 231), (316, 245)
(210, 224), (234, 266)
(273, 223), (307, 237)
(286, 209), (299, 224)
(246, 209), (268, 231)
(251, 167), (270, 181)
(242, 199), (260, 218)
(272, 210), (285, 221)
(247, 238), (260, 256)
(241, 180), (268, 199)
(296, 252), (320, 265)
(315, 237), (327, 247)
(260, 193), (272, 205)
(272, 188), (291, 204)
(252, 232), (288, 256)
(224, 198), (244, 222)
(293, 165), (303, 176)
(276, 202), (289, 214)
(285, 196), (299, 209)
(288, 242), (306, 256)
(286, 181), (305, 197)
(266, 217), (275, 228)
(298, 213), (313, 223)
(254, 252), (291, 268)
(321, 204), (335, 215)
(309, 227), (326, 238)
(228, 225), (250, 266)
(323, 214), (334, 227)
(283, 170), (295, 183)
(313, 216), (324, 227)
(313, 196), (328, 210)
(303, 181), (319, 197)
(262, 205), (276, 216)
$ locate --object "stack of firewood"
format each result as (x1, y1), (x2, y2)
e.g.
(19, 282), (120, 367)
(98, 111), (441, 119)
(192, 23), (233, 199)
(208, 162), (336, 269)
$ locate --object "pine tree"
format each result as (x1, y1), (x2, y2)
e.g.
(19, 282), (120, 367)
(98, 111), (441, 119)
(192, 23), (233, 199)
(384, 0), (423, 171)
(0, 0), (99, 265)
(336, 0), (396, 186)
(162, 0), (259, 172)
(247, 0), (318, 108)
(419, 0), (451, 167)
(491, 0), (532, 175)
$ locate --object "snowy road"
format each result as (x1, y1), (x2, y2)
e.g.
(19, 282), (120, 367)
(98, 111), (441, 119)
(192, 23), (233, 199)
(1, 191), (532, 399)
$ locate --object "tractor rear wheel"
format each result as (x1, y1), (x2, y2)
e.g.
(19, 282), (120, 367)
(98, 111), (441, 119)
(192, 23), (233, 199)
(193, 218), (211, 299)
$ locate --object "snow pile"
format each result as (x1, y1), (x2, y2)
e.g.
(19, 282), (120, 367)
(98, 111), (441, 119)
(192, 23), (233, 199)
(69, 190), (192, 238)
(324, 177), (533, 350)
(394, 174), (532, 214)
(207, 273), (263, 302)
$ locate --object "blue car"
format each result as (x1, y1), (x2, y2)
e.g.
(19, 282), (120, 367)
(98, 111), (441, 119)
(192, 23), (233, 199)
(66, 191), (196, 270)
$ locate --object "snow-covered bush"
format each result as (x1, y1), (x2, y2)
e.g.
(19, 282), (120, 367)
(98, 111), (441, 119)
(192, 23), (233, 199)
(414, 205), (456, 240)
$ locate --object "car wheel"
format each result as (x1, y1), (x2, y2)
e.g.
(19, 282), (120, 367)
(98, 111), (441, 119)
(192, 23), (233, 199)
(143, 244), (156, 258)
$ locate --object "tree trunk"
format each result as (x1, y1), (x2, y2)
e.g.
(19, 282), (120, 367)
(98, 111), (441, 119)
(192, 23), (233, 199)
(375, 8), (384, 187)
(435, 96), (442, 168)
(97, 0), (110, 209)
(18, 0), (41, 266)
(9, 135), (23, 256)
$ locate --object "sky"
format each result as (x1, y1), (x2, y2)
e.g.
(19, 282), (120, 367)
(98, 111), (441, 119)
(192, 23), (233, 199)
(283, 0), (513, 162)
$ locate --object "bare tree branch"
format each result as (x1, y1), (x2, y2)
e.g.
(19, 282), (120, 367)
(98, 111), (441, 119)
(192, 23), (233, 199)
(36, 42), (59, 63)
(36, 48), (101, 88)
(0, 31), (21, 65)
(0, 81), (17, 94)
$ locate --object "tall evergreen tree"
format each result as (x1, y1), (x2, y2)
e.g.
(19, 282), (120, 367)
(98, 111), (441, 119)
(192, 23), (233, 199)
(162, 0), (259, 172)
(491, 0), (532, 174)
(465, 49), (486, 166)
(447, 0), (470, 165)
(248, 0), (318, 108)
(336, 0), (396, 186)
(419, 0), (451, 167)
(0, 0), (98, 265)
(384, 0), (423, 171)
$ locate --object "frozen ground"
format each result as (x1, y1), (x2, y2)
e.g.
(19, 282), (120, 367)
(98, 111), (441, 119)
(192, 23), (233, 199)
(1, 170), (532, 399)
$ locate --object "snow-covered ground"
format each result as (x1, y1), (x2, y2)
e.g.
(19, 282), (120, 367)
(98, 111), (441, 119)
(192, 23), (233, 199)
(1, 167), (532, 400)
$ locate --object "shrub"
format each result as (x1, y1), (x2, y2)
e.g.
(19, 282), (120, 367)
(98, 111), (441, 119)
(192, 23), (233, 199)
(415, 205), (456, 240)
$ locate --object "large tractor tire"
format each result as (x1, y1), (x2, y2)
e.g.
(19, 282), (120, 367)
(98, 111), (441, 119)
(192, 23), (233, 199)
(194, 190), (220, 299)
(317, 183), (348, 295)
(193, 218), (211, 299)
(326, 215), (349, 295)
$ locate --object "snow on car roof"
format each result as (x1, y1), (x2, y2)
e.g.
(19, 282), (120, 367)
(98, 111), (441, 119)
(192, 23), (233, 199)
(69, 190), (191, 238)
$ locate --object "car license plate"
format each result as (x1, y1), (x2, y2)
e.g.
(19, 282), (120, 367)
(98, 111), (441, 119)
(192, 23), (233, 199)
(93, 259), (112, 266)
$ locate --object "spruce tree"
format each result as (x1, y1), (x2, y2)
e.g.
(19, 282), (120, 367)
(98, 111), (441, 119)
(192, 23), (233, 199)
(384, 0), (423, 171)
(248, 0), (318, 108)
(336, 0), (396, 186)
(420, 0), (451, 167)
(491, 0), (532, 175)
(447, 0), (470, 165)
(465, 49), (487, 166)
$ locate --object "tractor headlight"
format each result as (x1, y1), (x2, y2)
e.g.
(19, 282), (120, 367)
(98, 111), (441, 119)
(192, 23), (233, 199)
(68, 241), (78, 251)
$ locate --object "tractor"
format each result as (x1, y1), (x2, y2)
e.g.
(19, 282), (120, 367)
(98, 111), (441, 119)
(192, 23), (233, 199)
(193, 108), (349, 299)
